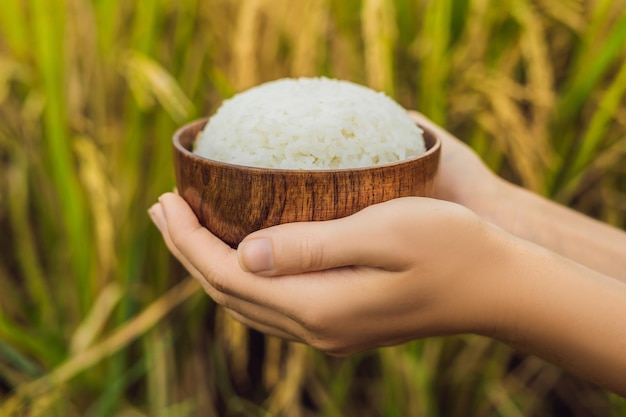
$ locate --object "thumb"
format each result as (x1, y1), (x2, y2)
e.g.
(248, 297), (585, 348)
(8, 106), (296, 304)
(236, 201), (413, 276)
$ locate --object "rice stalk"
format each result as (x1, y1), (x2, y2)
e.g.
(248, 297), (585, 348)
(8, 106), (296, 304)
(485, 383), (527, 417)
(117, 0), (162, 212)
(170, 2), (209, 108)
(556, 6), (626, 126)
(110, 25), (181, 417)
(232, 0), (264, 90)
(326, 24), (363, 82)
(92, 0), (121, 55)
(196, 0), (239, 86)
(131, 0), (159, 55)
(265, 343), (309, 417)
(0, 340), (42, 379)
(84, 359), (150, 417)
(472, 75), (547, 192)
(65, 0), (100, 132)
(0, 310), (62, 369)
(379, 341), (442, 417)
(69, 282), (122, 354)
(325, 0), (364, 81)
(361, 0), (397, 95)
(5, 150), (55, 326)
(418, 0), (452, 123)
(74, 136), (118, 287)
(0, 0), (29, 58)
(258, 0), (296, 82)
(1, 0), (625, 415)
(123, 52), (195, 124)
(145, 326), (174, 416)
(288, 0), (327, 77)
(504, 357), (563, 415)
(379, 348), (410, 417)
(171, 0), (201, 73)
(215, 308), (251, 388)
(254, 0), (288, 81)
(262, 336), (283, 390)
(207, 67), (238, 100)
(610, 392), (626, 412)
(448, 336), (494, 379)
(0, 262), (20, 320)
(411, 339), (442, 417)
(306, 354), (365, 417)
(179, 347), (219, 416)
(562, 45), (626, 184)
(442, 336), (500, 416)
(602, 184), (626, 225)
(531, 0), (585, 32)
(511, 0), (555, 153)
(153, 400), (197, 417)
(28, 0), (93, 312)
(569, 0), (615, 74)
(447, 0), (490, 72)
(0, 278), (201, 415)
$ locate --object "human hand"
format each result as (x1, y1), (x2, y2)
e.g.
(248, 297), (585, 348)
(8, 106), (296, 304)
(149, 192), (515, 355)
(408, 112), (510, 222)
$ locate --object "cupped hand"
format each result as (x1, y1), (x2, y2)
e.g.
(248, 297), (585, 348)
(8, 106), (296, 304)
(150, 192), (515, 355)
(408, 111), (509, 221)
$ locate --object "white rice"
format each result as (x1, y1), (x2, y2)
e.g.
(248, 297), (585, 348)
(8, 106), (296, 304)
(194, 77), (426, 169)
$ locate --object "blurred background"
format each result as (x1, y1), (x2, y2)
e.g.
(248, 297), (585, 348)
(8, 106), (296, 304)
(1, 0), (626, 415)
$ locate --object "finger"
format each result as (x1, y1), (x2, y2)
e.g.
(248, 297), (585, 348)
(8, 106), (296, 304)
(221, 296), (311, 343)
(226, 309), (300, 343)
(151, 202), (237, 305)
(158, 192), (306, 310)
(237, 198), (427, 276)
(158, 192), (239, 285)
(149, 202), (204, 279)
(154, 196), (315, 335)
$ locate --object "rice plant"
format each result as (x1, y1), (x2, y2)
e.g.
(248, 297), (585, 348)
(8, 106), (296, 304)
(0, 0), (625, 416)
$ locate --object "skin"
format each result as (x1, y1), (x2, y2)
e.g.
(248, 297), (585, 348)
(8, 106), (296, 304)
(149, 112), (626, 396)
(410, 111), (626, 284)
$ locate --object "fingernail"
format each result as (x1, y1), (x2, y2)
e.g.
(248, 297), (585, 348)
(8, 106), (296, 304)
(238, 238), (274, 273)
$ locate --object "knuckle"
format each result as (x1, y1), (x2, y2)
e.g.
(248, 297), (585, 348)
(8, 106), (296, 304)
(298, 305), (326, 334)
(205, 268), (227, 293)
(298, 233), (324, 271)
(169, 222), (200, 252)
(200, 279), (227, 305)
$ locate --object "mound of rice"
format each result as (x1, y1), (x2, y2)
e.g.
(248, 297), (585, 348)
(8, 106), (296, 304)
(194, 77), (426, 169)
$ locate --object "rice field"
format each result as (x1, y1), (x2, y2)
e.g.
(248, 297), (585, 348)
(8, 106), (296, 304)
(1, 0), (626, 416)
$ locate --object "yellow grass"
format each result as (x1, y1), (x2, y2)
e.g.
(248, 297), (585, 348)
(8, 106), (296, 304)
(0, 0), (625, 415)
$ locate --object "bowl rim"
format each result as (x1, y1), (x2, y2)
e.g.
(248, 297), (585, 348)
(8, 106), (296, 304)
(173, 116), (441, 174)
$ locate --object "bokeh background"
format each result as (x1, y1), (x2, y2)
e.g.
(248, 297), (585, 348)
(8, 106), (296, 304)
(1, 0), (626, 415)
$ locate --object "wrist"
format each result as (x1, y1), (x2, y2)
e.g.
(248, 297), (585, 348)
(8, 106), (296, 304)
(461, 225), (530, 339)
(428, 214), (528, 339)
(474, 234), (541, 342)
(459, 177), (528, 237)
(484, 236), (626, 394)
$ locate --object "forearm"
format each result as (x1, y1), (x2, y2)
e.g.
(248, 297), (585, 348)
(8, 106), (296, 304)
(493, 237), (626, 396)
(476, 180), (626, 283)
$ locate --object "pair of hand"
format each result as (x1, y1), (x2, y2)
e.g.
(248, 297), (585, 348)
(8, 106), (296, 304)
(151, 111), (626, 395)
(149, 112), (517, 355)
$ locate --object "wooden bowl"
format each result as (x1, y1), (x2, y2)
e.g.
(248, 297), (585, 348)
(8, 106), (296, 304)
(173, 118), (441, 247)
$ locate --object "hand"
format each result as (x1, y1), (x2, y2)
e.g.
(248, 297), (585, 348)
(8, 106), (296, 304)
(408, 113), (626, 283)
(149, 193), (515, 355)
(408, 111), (510, 223)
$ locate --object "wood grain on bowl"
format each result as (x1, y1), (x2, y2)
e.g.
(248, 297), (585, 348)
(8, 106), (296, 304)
(174, 118), (440, 247)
